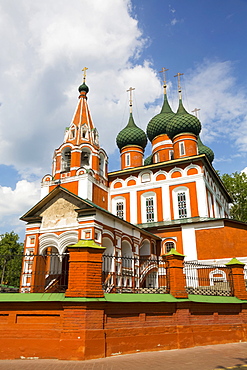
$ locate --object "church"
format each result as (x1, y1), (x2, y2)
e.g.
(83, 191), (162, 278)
(20, 68), (247, 292)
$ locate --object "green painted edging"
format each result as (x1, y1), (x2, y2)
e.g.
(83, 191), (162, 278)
(103, 293), (185, 303)
(0, 293), (246, 304)
(188, 294), (247, 304)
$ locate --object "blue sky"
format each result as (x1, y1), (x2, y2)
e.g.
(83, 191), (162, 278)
(0, 0), (247, 239)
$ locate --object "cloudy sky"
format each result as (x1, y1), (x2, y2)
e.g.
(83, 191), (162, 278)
(1, 0), (247, 239)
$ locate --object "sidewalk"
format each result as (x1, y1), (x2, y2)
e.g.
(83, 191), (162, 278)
(0, 342), (246, 370)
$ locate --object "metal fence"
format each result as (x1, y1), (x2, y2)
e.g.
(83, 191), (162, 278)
(184, 261), (233, 296)
(0, 252), (243, 297)
(0, 253), (69, 293)
(102, 254), (168, 293)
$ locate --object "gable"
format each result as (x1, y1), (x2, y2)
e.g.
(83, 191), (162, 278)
(40, 197), (79, 229)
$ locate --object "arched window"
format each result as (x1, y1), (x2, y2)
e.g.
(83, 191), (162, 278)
(112, 197), (126, 220)
(93, 128), (99, 145)
(140, 240), (151, 256)
(165, 241), (175, 253)
(177, 192), (187, 218)
(81, 149), (91, 167)
(61, 148), (71, 172)
(172, 187), (191, 219)
(99, 153), (105, 177)
(141, 192), (157, 223)
(81, 124), (88, 139)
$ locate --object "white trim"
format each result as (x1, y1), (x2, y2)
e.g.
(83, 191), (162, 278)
(182, 226), (197, 261)
(152, 139), (172, 151)
(141, 191), (157, 223)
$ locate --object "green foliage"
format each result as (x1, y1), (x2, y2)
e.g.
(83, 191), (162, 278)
(0, 231), (23, 288)
(221, 171), (247, 222)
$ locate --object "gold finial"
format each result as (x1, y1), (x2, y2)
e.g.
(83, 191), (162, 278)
(174, 72), (184, 99)
(159, 68), (169, 94)
(192, 108), (200, 117)
(127, 87), (135, 113)
(82, 67), (88, 83)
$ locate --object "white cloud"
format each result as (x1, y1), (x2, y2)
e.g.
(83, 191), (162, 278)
(0, 180), (40, 236)
(0, 0), (161, 177)
(171, 18), (179, 26)
(180, 60), (247, 153)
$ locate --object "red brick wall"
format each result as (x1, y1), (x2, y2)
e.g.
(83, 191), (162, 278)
(0, 300), (247, 361)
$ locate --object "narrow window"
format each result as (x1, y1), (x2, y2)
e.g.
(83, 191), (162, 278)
(169, 150), (174, 160)
(81, 151), (90, 166)
(177, 192), (187, 218)
(146, 197), (154, 222)
(154, 153), (159, 163)
(70, 128), (75, 139)
(179, 142), (185, 156)
(116, 201), (124, 219)
(126, 153), (130, 167)
(61, 148), (71, 172)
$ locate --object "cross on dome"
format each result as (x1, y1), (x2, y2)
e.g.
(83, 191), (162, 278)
(159, 67), (169, 94)
(127, 87), (135, 113)
(192, 108), (201, 117)
(82, 67), (88, 83)
(174, 72), (184, 99)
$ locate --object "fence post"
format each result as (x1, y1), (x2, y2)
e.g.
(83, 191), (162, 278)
(65, 239), (106, 298)
(226, 257), (247, 300)
(163, 248), (188, 299)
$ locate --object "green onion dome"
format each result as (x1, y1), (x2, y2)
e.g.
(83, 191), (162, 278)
(166, 99), (201, 140)
(116, 113), (147, 150)
(144, 154), (153, 166)
(146, 94), (175, 142)
(197, 136), (214, 163)
(78, 82), (89, 94)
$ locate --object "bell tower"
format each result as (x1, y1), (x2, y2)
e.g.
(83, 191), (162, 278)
(41, 69), (109, 209)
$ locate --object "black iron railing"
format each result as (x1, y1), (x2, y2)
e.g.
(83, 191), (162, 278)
(102, 254), (168, 293)
(0, 253), (69, 293)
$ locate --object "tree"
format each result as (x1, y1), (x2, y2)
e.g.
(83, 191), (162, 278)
(0, 232), (23, 289)
(221, 171), (247, 223)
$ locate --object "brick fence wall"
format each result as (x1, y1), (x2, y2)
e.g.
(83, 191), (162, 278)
(0, 297), (246, 360)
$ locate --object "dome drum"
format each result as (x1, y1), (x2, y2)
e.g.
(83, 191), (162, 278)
(173, 133), (198, 160)
(120, 145), (144, 170)
(152, 134), (173, 163)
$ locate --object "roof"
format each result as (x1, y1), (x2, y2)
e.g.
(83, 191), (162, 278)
(138, 216), (247, 231)
(20, 186), (161, 241)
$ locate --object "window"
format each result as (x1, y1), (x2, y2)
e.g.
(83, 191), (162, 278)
(165, 242), (175, 253)
(146, 197), (155, 222)
(70, 128), (75, 139)
(61, 148), (71, 172)
(179, 142), (185, 156)
(113, 197), (126, 220)
(126, 153), (130, 167)
(81, 125), (88, 139)
(169, 150), (174, 160)
(99, 153), (105, 177)
(116, 201), (124, 219)
(93, 128), (99, 144)
(141, 192), (157, 223)
(154, 153), (159, 163)
(177, 192), (187, 218)
(81, 150), (90, 167)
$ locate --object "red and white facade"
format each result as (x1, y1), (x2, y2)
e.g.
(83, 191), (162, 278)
(21, 78), (247, 277)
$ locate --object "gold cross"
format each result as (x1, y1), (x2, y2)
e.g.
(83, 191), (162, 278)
(174, 72), (184, 90)
(127, 87), (135, 112)
(192, 108), (200, 117)
(159, 68), (169, 85)
(82, 67), (88, 83)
